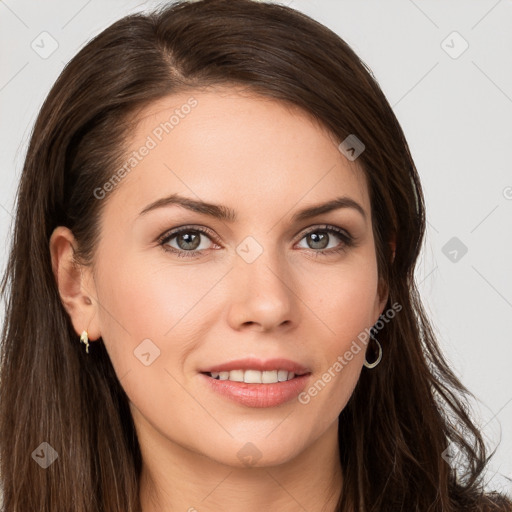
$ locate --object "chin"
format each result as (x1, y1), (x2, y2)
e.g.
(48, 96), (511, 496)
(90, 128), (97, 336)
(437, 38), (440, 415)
(204, 435), (306, 469)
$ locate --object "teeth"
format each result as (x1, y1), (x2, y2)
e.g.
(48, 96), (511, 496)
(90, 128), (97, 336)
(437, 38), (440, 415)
(244, 370), (262, 384)
(209, 369), (298, 383)
(262, 370), (277, 383)
(278, 369), (289, 382)
(229, 370), (244, 382)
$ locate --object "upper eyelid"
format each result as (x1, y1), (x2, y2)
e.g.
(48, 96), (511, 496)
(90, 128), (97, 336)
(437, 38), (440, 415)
(296, 224), (352, 242)
(158, 224), (218, 244)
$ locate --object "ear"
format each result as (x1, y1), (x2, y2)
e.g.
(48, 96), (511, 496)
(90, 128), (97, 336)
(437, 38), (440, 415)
(49, 226), (101, 343)
(374, 232), (397, 321)
(375, 278), (389, 322)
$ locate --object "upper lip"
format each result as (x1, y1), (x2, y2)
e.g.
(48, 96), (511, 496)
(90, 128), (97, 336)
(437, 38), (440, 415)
(200, 358), (311, 376)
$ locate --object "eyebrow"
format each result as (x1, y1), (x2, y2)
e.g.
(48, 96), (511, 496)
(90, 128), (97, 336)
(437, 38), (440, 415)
(139, 193), (367, 223)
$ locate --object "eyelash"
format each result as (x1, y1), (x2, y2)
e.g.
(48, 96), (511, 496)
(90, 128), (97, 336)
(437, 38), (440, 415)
(157, 224), (355, 259)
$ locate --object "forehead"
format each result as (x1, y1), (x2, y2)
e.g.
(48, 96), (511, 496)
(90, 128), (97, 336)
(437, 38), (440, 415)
(104, 87), (370, 223)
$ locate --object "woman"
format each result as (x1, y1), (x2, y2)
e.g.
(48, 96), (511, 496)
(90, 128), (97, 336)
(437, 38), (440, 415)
(0, 0), (510, 510)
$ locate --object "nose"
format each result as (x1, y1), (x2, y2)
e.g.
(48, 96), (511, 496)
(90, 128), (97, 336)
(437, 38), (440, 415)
(225, 247), (300, 333)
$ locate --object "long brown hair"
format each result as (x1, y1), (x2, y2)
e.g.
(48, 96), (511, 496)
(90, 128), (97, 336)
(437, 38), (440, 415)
(0, 1), (510, 510)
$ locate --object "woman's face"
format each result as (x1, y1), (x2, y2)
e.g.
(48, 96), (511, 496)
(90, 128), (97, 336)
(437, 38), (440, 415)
(76, 88), (387, 468)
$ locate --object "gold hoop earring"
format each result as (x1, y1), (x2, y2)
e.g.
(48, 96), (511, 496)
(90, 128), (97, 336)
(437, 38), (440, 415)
(364, 336), (382, 369)
(80, 330), (90, 354)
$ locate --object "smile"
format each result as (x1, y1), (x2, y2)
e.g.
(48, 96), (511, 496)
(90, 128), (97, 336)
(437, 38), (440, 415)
(207, 369), (297, 383)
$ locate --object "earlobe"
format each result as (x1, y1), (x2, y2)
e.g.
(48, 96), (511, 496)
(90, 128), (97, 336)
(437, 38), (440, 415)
(49, 226), (101, 342)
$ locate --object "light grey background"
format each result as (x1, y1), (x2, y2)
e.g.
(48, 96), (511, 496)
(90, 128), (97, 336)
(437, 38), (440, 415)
(1, 0), (511, 495)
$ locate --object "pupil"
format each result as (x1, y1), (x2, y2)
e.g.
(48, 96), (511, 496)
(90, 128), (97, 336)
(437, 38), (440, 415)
(309, 232), (328, 250)
(178, 232), (200, 250)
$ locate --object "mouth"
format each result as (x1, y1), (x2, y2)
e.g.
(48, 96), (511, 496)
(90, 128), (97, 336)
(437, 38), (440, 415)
(198, 358), (312, 408)
(199, 357), (310, 378)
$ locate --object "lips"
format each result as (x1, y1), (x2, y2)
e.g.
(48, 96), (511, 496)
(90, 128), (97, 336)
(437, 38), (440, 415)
(200, 372), (311, 408)
(198, 358), (312, 407)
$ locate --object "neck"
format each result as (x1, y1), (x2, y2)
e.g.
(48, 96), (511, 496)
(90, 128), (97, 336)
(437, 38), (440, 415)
(139, 420), (342, 512)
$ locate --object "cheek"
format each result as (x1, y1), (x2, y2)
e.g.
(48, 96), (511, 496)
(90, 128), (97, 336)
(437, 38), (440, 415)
(93, 256), (203, 423)
(97, 250), (198, 332)
(301, 258), (378, 408)
(317, 259), (379, 339)
(93, 253), (228, 372)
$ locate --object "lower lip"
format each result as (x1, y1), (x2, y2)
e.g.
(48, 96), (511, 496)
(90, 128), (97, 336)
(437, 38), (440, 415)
(200, 373), (311, 408)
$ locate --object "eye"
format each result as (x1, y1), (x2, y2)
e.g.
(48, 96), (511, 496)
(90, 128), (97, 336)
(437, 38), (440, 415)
(158, 224), (355, 259)
(158, 225), (219, 258)
(295, 224), (354, 256)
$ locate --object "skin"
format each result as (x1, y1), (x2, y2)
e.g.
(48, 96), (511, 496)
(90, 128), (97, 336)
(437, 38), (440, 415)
(50, 87), (391, 512)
